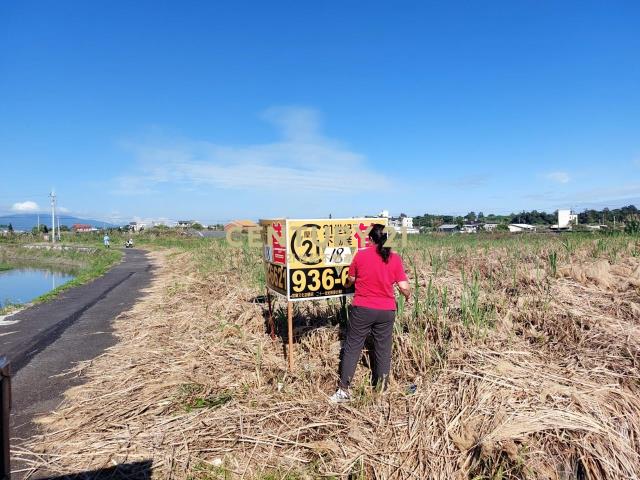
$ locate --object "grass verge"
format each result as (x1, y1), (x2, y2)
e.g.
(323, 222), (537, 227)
(0, 245), (122, 314)
(33, 248), (123, 303)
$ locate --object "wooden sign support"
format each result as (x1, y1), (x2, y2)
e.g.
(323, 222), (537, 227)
(287, 302), (294, 370)
(264, 289), (295, 370)
(266, 288), (276, 341)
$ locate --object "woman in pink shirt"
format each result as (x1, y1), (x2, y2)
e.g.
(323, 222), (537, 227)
(330, 224), (411, 403)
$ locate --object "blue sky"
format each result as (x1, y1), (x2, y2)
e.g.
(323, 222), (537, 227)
(1, 1), (639, 224)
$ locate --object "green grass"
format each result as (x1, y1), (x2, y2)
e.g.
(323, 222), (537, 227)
(461, 268), (494, 331)
(34, 248), (122, 304)
(547, 250), (558, 277)
(0, 262), (12, 272)
(187, 462), (314, 480)
(184, 392), (233, 412)
(0, 301), (21, 316)
(177, 383), (233, 412)
(188, 461), (232, 480)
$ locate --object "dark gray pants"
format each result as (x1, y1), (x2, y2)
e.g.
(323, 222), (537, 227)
(339, 306), (395, 389)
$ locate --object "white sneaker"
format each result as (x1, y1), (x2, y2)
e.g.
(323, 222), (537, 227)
(329, 388), (351, 404)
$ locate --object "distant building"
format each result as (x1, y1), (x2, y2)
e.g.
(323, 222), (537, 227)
(552, 209), (578, 230)
(72, 223), (93, 233)
(390, 216), (419, 234)
(461, 224), (478, 233)
(188, 229), (226, 239)
(379, 210), (420, 234)
(224, 219), (258, 232)
(508, 223), (536, 233)
(128, 222), (146, 232)
(483, 223), (498, 232)
(438, 224), (459, 233)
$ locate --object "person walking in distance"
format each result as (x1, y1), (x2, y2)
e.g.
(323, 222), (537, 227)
(103, 233), (110, 249)
(330, 223), (410, 403)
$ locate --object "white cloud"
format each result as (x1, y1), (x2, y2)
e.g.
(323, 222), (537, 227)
(11, 201), (40, 212)
(545, 171), (570, 184)
(58, 206), (70, 213)
(114, 106), (390, 195)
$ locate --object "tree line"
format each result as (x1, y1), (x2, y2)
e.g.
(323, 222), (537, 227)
(412, 205), (639, 228)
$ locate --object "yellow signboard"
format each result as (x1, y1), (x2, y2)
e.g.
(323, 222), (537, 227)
(260, 219), (287, 296)
(259, 218), (388, 301)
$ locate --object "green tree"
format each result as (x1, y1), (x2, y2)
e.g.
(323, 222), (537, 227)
(625, 219), (639, 235)
(8, 223), (13, 234)
(191, 222), (204, 230)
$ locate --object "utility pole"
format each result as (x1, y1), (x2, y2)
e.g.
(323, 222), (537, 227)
(50, 190), (56, 243)
(37, 214), (40, 232)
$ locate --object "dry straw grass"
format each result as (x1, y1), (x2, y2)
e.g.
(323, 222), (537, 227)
(15, 235), (640, 479)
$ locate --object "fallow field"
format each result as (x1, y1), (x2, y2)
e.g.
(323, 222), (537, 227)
(19, 232), (640, 479)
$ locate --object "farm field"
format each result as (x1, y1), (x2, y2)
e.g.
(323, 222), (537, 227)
(19, 232), (640, 479)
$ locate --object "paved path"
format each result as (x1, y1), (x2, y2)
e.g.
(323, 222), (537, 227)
(2, 249), (153, 476)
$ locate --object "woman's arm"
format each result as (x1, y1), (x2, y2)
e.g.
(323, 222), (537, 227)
(397, 280), (410, 300)
(344, 275), (356, 289)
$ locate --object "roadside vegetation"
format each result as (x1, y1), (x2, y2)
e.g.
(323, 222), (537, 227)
(18, 229), (640, 479)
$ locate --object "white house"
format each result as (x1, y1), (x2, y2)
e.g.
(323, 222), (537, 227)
(483, 223), (498, 231)
(556, 209), (578, 229)
(508, 223), (536, 233)
(398, 216), (419, 234)
(379, 210), (419, 234)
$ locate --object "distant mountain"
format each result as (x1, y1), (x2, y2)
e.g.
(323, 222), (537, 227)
(0, 213), (118, 231)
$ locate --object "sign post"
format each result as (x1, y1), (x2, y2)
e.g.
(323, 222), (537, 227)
(287, 302), (294, 369)
(266, 288), (276, 340)
(259, 218), (388, 370)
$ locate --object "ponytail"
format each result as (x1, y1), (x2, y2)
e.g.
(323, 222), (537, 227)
(369, 223), (391, 263)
